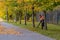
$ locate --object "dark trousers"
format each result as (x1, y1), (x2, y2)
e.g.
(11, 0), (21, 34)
(41, 20), (44, 29)
(37, 20), (44, 29)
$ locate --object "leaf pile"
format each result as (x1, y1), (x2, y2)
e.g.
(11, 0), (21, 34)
(0, 25), (22, 35)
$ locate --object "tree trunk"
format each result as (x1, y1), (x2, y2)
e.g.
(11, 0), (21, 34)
(44, 11), (47, 30)
(32, 4), (35, 27)
(20, 17), (21, 24)
(19, 13), (22, 24)
(15, 13), (18, 23)
(24, 13), (27, 25)
(6, 6), (9, 22)
(32, 13), (35, 27)
(56, 13), (58, 24)
(16, 13), (17, 22)
(6, 11), (9, 22)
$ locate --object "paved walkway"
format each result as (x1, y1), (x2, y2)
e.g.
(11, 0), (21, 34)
(0, 22), (55, 40)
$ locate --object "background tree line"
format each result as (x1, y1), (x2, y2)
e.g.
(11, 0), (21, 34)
(0, 0), (60, 30)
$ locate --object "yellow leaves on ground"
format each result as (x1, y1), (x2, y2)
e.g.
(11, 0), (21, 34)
(0, 25), (22, 35)
(0, 25), (5, 31)
(5, 28), (20, 35)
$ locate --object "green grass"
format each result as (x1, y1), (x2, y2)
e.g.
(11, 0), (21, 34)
(6, 21), (60, 40)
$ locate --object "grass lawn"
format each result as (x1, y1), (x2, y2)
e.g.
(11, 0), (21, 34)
(6, 20), (60, 40)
